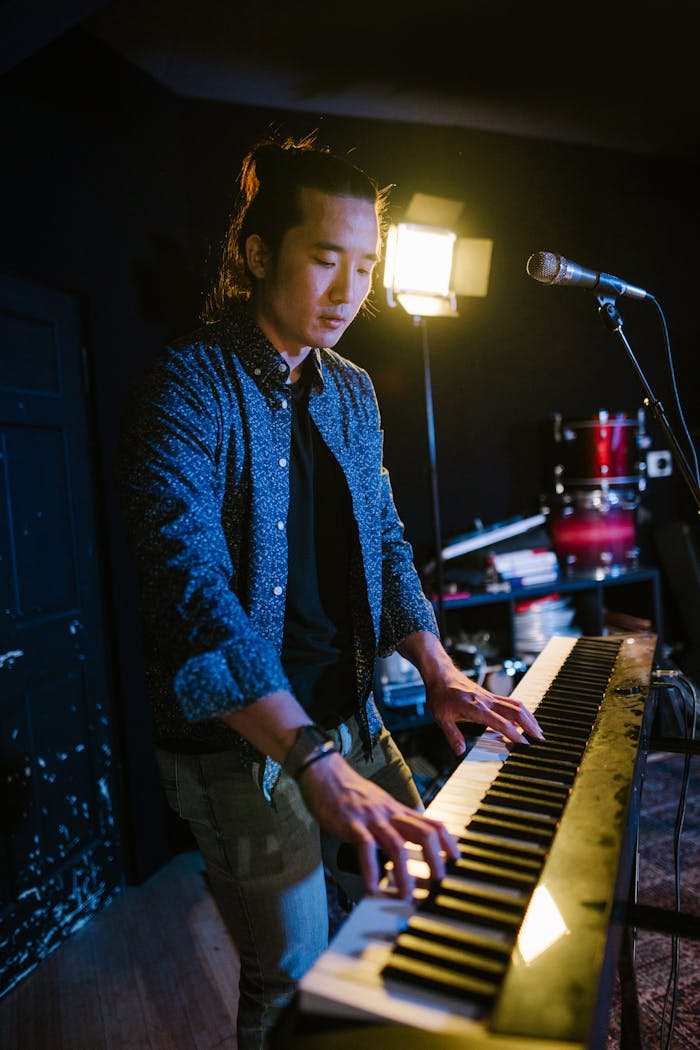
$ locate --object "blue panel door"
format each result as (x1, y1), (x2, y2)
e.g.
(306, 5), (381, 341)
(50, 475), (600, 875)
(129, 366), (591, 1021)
(0, 274), (122, 997)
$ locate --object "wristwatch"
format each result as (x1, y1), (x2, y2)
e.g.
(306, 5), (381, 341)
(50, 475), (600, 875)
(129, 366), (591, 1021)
(282, 724), (339, 781)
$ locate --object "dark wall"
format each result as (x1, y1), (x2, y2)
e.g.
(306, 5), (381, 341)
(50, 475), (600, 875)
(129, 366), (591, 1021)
(2, 29), (699, 880)
(177, 99), (700, 555)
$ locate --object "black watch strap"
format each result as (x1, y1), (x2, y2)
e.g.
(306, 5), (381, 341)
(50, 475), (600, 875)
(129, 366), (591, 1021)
(282, 724), (339, 781)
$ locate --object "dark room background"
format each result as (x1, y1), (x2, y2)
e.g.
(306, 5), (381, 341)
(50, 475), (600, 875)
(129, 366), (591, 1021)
(2, 24), (699, 905)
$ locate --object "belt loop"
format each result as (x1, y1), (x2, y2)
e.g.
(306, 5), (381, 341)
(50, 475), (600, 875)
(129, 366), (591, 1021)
(337, 721), (352, 757)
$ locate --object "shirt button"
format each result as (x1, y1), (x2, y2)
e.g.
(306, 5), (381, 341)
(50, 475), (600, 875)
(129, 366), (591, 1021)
(254, 367), (262, 376)
(278, 364), (286, 374)
(278, 457), (287, 467)
(273, 585), (283, 596)
(281, 398), (288, 409)
(277, 520), (284, 530)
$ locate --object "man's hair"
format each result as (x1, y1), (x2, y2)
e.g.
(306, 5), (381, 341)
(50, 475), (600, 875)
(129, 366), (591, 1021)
(202, 132), (391, 321)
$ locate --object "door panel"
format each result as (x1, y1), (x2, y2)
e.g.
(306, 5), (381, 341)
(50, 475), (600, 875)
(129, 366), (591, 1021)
(0, 274), (122, 997)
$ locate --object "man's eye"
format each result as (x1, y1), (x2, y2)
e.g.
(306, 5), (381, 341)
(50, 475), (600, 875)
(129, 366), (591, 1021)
(314, 257), (335, 267)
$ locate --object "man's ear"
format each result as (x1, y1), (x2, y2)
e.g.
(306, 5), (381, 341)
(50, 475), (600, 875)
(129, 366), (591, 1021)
(245, 234), (270, 279)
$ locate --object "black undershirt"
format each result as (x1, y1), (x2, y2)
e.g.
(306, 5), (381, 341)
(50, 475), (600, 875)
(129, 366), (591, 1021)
(281, 364), (356, 727)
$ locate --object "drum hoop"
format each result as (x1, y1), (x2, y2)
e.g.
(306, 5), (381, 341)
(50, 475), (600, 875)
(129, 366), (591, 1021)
(563, 475), (641, 486)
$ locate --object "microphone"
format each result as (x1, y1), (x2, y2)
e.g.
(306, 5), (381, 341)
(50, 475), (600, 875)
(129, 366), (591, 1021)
(526, 251), (649, 300)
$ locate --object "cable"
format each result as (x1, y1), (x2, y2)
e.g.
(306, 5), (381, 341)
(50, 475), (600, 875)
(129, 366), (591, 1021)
(650, 296), (700, 494)
(653, 672), (697, 1050)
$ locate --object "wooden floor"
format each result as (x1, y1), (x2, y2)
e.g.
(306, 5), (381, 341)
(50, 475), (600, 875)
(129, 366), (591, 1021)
(1, 752), (698, 1050)
(0, 852), (240, 1050)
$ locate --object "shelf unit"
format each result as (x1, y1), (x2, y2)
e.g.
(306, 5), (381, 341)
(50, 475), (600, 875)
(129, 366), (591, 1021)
(441, 565), (662, 653)
(376, 566), (662, 733)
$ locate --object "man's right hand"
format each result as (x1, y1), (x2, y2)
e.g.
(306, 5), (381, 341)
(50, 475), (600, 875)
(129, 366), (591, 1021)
(297, 751), (458, 899)
(222, 690), (458, 898)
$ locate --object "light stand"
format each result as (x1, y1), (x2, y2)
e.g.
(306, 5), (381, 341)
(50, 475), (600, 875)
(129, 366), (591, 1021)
(382, 205), (493, 642)
(416, 314), (446, 638)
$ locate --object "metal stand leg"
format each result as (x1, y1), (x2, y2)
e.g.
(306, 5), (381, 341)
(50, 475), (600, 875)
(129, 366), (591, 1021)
(618, 922), (644, 1050)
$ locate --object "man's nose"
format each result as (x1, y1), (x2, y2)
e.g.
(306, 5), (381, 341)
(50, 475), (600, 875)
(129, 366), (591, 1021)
(329, 265), (354, 303)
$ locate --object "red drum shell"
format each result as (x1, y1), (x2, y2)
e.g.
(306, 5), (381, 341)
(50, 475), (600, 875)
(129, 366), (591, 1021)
(548, 495), (639, 576)
(553, 411), (642, 488)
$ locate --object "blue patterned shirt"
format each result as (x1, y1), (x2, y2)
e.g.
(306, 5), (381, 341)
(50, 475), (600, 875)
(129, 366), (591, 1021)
(118, 305), (438, 796)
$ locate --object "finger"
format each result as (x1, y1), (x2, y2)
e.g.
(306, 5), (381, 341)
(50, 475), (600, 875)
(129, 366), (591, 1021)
(439, 719), (469, 756)
(354, 828), (381, 894)
(392, 814), (460, 875)
(412, 823), (448, 880)
(491, 698), (545, 740)
(496, 717), (525, 745)
(436, 822), (460, 860)
(373, 821), (414, 900)
(476, 706), (524, 744)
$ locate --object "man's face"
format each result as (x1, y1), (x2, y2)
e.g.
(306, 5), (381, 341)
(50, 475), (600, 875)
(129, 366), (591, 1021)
(249, 187), (380, 355)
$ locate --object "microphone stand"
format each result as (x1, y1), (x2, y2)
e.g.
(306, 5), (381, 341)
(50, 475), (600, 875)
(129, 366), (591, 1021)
(596, 294), (700, 514)
(596, 295), (700, 1050)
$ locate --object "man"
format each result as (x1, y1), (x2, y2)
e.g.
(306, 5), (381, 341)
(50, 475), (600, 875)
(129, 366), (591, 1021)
(118, 133), (543, 1049)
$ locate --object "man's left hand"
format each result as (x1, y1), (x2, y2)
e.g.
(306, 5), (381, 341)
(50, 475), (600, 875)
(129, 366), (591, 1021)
(426, 664), (545, 754)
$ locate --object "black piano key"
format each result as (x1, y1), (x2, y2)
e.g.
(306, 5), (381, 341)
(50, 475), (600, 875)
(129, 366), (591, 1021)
(536, 713), (592, 732)
(536, 697), (598, 719)
(505, 762), (579, 786)
(459, 828), (548, 858)
(392, 932), (509, 983)
(551, 655), (613, 669)
(549, 673), (614, 690)
(513, 737), (583, 756)
(522, 721), (571, 738)
(544, 683), (611, 701)
(549, 659), (617, 676)
(552, 663), (613, 678)
(381, 952), (500, 1005)
(421, 890), (524, 930)
(486, 776), (570, 806)
(546, 689), (606, 703)
(492, 773), (571, 805)
(556, 643), (617, 660)
(448, 855), (540, 890)
(407, 912), (514, 961)
(481, 797), (568, 825)
(437, 875), (531, 911)
(484, 786), (567, 816)
(502, 756), (577, 785)
(533, 715), (595, 734)
(538, 697), (601, 714)
(549, 666), (612, 679)
(456, 839), (545, 874)
(535, 712), (595, 728)
(490, 767), (572, 792)
(467, 812), (557, 846)
(475, 802), (559, 831)
(508, 743), (581, 766)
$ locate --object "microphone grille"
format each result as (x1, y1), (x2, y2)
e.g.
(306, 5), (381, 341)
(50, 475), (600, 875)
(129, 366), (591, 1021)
(526, 251), (561, 284)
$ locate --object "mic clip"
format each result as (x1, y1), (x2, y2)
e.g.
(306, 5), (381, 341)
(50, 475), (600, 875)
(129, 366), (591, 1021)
(596, 293), (623, 333)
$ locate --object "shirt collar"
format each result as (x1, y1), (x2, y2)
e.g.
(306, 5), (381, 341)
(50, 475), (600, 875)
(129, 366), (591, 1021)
(218, 302), (325, 394)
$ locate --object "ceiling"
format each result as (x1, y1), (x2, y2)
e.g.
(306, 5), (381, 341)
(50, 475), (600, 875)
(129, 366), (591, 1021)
(3, 0), (699, 159)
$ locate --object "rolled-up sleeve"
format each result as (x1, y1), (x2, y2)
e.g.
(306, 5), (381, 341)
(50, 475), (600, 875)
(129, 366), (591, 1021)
(118, 351), (291, 724)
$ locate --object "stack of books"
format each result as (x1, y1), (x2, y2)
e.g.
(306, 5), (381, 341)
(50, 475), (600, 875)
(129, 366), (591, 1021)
(488, 547), (560, 588)
(430, 514), (561, 593)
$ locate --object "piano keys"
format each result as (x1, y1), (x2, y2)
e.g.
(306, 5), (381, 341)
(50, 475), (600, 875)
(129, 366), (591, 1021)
(290, 632), (658, 1049)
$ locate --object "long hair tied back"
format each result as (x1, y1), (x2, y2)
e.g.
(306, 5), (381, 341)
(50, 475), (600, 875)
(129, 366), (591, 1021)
(202, 132), (390, 322)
